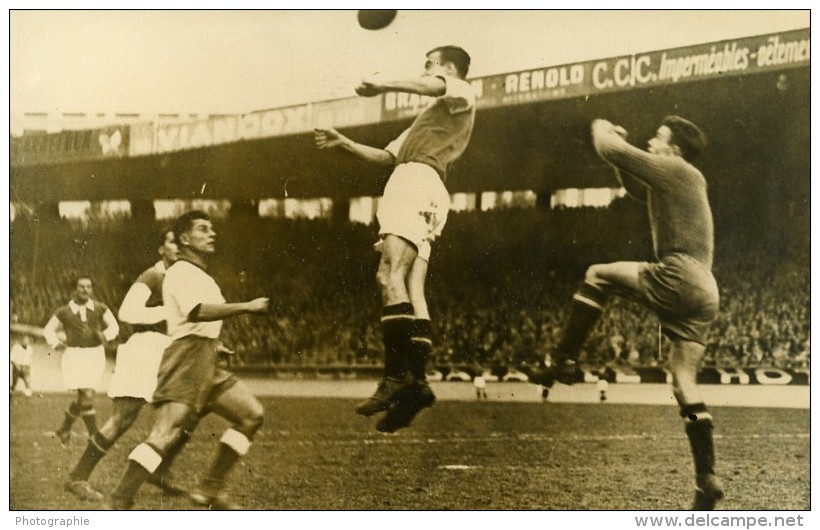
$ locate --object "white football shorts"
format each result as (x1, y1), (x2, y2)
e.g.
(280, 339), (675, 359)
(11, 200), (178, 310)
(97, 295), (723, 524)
(61, 345), (106, 390)
(377, 162), (450, 261)
(108, 331), (170, 401)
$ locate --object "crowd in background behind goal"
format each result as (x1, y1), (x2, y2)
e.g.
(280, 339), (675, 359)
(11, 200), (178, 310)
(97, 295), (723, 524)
(10, 206), (809, 372)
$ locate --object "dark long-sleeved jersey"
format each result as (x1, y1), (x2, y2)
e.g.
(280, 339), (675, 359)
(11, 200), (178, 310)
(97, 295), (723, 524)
(593, 124), (714, 269)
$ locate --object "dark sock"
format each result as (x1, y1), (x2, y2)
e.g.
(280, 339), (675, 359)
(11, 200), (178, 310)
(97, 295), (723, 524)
(112, 459), (152, 503)
(69, 431), (115, 482)
(153, 430), (191, 479)
(201, 443), (242, 494)
(113, 443), (165, 504)
(380, 303), (414, 380)
(409, 319), (433, 381)
(681, 403), (716, 476)
(558, 283), (606, 361)
(80, 405), (98, 435)
(58, 401), (82, 433)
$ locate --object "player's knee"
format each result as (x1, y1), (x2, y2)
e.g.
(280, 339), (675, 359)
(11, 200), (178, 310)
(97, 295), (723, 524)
(150, 425), (185, 452)
(378, 272), (406, 301)
(181, 414), (200, 433)
(240, 398), (265, 434)
(148, 414), (194, 451)
(669, 362), (697, 379)
(246, 406), (265, 435)
(375, 268), (391, 291)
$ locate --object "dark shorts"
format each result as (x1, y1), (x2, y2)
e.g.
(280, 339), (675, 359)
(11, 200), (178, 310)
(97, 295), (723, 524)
(152, 335), (238, 413)
(11, 364), (30, 378)
(637, 254), (719, 345)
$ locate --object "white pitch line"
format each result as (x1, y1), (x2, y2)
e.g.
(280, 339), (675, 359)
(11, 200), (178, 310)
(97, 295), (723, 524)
(249, 431), (809, 448)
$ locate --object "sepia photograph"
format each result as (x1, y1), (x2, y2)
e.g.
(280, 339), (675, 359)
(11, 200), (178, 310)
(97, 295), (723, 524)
(6, 7), (811, 523)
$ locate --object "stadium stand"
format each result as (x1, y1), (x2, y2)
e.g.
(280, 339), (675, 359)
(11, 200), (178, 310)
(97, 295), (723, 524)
(10, 203), (809, 372)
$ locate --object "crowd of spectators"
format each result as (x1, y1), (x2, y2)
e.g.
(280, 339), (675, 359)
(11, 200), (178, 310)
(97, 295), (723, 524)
(10, 203), (810, 371)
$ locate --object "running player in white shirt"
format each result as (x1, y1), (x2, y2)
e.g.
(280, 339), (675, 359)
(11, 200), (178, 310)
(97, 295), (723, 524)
(110, 211), (270, 510)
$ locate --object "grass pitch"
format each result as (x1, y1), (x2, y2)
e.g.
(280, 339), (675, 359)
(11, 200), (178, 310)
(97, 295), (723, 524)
(10, 394), (809, 511)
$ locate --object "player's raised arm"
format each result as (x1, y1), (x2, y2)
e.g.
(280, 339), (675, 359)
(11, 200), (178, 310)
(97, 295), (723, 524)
(591, 119), (671, 189)
(355, 75), (446, 98)
(314, 127), (396, 167)
(592, 122), (648, 202)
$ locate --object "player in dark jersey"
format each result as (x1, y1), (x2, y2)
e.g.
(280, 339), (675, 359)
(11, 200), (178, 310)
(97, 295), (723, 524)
(44, 276), (119, 447)
(528, 116), (724, 509)
(64, 229), (185, 502)
(315, 45), (475, 433)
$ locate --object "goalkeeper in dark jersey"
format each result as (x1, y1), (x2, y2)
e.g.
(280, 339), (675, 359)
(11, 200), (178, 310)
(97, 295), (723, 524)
(529, 116), (723, 510)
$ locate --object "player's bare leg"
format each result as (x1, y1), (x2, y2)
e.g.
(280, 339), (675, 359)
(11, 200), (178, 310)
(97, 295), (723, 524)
(65, 397), (142, 501)
(407, 255), (433, 380)
(528, 262), (639, 388)
(66, 396), (185, 501)
(110, 401), (198, 509)
(54, 388), (98, 446)
(20, 371), (33, 397)
(355, 235), (417, 417)
(669, 338), (724, 510)
(12, 366), (33, 397)
(11, 368), (19, 398)
(76, 388), (99, 436)
(377, 255), (436, 433)
(189, 381), (264, 510)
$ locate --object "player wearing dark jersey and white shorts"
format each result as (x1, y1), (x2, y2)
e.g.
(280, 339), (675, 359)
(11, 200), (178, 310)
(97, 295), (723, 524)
(315, 45), (475, 432)
(44, 277), (119, 447)
(64, 229), (185, 502)
(110, 211), (270, 510)
(528, 116), (723, 510)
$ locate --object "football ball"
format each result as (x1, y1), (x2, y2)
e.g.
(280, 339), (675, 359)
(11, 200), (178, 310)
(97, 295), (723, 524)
(357, 10), (397, 30)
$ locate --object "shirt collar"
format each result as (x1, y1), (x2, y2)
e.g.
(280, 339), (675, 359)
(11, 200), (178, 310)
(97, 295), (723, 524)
(69, 299), (95, 314)
(177, 256), (208, 272)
